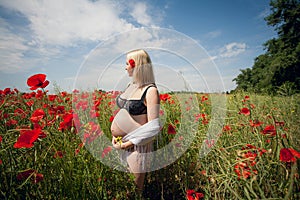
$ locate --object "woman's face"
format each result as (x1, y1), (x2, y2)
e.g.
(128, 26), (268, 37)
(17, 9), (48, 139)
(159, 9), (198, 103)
(125, 58), (134, 77)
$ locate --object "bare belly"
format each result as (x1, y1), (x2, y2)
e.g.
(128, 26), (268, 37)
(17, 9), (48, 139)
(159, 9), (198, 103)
(111, 109), (147, 137)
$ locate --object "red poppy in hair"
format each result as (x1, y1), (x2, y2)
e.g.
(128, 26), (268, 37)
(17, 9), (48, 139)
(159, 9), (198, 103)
(128, 59), (135, 68)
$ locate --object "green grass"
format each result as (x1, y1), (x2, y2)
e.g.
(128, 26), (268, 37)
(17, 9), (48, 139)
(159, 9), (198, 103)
(0, 90), (299, 199)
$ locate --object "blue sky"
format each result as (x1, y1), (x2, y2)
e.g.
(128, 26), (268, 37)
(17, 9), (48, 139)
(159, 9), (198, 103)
(0, 0), (276, 93)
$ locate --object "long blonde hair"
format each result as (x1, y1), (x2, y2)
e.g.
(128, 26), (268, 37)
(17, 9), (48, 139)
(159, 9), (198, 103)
(127, 49), (155, 87)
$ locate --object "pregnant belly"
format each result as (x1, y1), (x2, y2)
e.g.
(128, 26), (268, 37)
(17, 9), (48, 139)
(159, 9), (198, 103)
(110, 109), (141, 137)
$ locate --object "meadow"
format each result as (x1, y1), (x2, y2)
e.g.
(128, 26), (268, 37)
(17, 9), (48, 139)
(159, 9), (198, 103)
(0, 74), (299, 200)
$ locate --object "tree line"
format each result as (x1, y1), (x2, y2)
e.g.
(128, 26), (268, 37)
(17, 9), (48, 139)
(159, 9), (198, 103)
(233, 0), (300, 95)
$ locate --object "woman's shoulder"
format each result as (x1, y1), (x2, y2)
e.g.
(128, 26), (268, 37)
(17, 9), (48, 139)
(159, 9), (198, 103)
(142, 83), (156, 89)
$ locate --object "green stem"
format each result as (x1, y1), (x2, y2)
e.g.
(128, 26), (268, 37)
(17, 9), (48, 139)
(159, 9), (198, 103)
(284, 162), (297, 200)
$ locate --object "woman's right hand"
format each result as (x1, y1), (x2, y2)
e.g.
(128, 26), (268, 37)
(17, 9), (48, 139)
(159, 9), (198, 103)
(112, 136), (122, 150)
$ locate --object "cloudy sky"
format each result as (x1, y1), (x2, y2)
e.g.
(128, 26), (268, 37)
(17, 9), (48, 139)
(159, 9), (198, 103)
(0, 0), (275, 93)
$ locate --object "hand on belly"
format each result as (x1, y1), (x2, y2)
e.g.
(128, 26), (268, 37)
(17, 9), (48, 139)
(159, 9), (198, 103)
(110, 109), (141, 137)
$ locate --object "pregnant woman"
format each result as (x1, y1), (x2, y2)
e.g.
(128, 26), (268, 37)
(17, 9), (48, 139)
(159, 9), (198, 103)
(110, 49), (160, 194)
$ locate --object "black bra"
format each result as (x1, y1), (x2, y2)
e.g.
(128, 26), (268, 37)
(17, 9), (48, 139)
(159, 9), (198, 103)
(116, 85), (156, 115)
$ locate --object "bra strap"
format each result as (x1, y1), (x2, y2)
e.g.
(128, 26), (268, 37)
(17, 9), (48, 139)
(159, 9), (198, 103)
(141, 84), (156, 101)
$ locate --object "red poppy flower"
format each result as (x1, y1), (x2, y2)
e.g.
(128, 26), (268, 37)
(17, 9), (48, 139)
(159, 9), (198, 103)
(6, 119), (18, 126)
(54, 151), (65, 158)
(167, 124), (176, 134)
(223, 125), (231, 132)
(128, 59), (135, 68)
(262, 125), (276, 136)
(201, 95), (208, 102)
(83, 121), (103, 144)
(27, 74), (49, 90)
(101, 146), (112, 158)
(186, 189), (204, 200)
(30, 109), (45, 123)
(32, 173), (44, 184)
(205, 139), (215, 148)
(14, 108), (27, 119)
(13, 128), (43, 148)
(48, 94), (57, 101)
(17, 169), (36, 181)
(275, 121), (285, 126)
(160, 93), (171, 101)
(3, 88), (12, 95)
(280, 148), (300, 163)
(59, 113), (74, 131)
(0, 135), (2, 143)
(239, 107), (250, 116)
(249, 120), (263, 127)
(17, 169), (43, 184)
(234, 163), (257, 179)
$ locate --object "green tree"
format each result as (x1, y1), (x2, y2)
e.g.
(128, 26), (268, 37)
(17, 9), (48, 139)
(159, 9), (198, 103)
(233, 0), (300, 95)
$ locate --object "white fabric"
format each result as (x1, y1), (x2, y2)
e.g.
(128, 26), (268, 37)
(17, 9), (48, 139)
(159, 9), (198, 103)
(120, 118), (160, 172)
(122, 118), (160, 145)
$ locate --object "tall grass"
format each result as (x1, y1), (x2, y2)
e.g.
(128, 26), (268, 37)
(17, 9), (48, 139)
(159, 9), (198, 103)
(0, 88), (299, 199)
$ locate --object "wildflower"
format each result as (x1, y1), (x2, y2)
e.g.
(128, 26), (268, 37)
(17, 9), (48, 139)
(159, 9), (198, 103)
(13, 128), (43, 148)
(30, 109), (45, 123)
(262, 125), (276, 136)
(6, 119), (18, 127)
(48, 94), (57, 101)
(249, 119), (263, 127)
(186, 189), (204, 200)
(275, 121), (285, 126)
(280, 148), (300, 163)
(14, 108), (27, 119)
(83, 121), (103, 144)
(59, 113), (74, 131)
(239, 107), (250, 116)
(160, 93), (171, 101)
(54, 151), (65, 158)
(17, 169), (43, 184)
(27, 74), (49, 90)
(201, 95), (208, 102)
(115, 136), (123, 145)
(194, 113), (209, 124)
(101, 146), (112, 158)
(223, 125), (231, 132)
(167, 124), (176, 134)
(205, 139), (215, 148)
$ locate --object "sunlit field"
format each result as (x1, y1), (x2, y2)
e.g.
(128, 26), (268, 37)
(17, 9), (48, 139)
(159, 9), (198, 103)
(1, 74), (299, 199)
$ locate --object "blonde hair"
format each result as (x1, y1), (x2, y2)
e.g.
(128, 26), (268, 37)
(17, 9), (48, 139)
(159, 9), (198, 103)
(127, 49), (155, 87)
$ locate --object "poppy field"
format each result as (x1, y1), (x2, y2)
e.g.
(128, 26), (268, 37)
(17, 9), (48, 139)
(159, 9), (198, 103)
(0, 74), (299, 200)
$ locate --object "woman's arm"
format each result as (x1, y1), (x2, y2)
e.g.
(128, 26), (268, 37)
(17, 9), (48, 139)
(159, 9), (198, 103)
(145, 87), (160, 121)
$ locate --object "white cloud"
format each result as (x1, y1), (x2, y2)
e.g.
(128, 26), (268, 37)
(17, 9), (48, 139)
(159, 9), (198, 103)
(130, 2), (153, 27)
(219, 42), (246, 58)
(0, 0), (162, 74)
(0, 19), (30, 72)
(0, 0), (137, 46)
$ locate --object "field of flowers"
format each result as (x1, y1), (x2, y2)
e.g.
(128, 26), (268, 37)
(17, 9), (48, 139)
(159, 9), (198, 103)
(0, 74), (299, 200)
